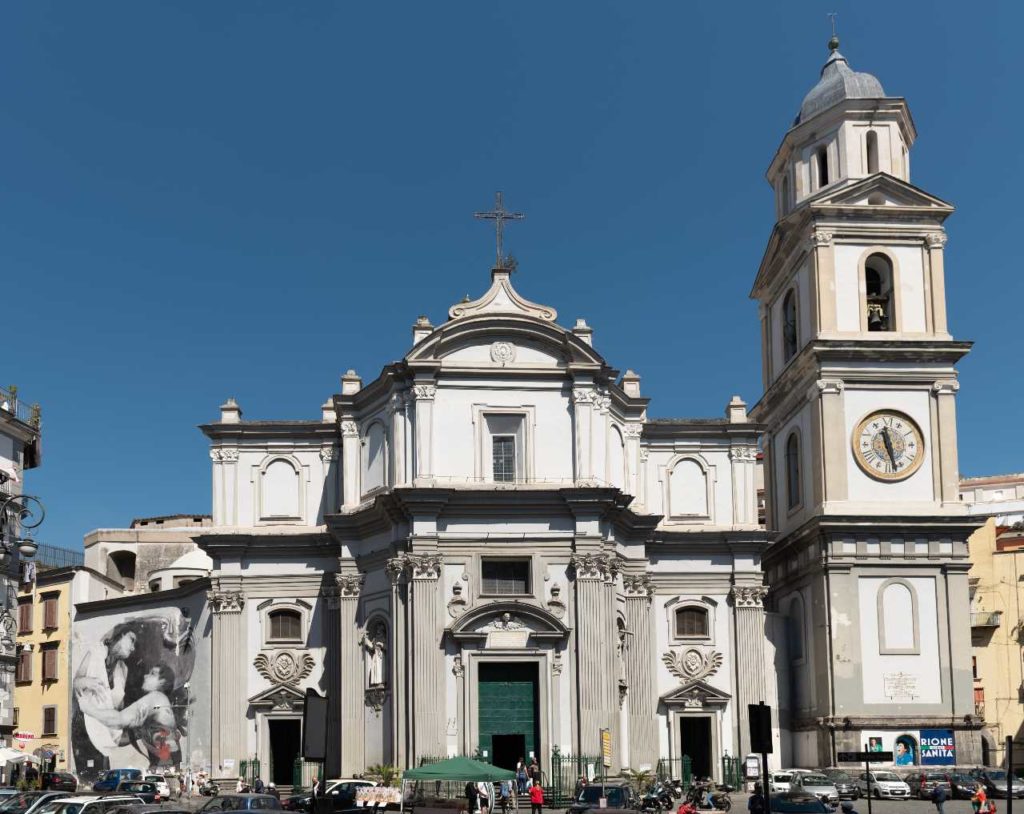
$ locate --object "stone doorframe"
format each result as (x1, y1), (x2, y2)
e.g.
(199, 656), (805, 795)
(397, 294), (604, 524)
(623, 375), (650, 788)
(666, 709), (723, 783)
(257, 709), (303, 783)
(463, 650), (553, 774)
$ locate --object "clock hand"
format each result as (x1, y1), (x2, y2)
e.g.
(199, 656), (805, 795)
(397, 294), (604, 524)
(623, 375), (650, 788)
(881, 427), (897, 467)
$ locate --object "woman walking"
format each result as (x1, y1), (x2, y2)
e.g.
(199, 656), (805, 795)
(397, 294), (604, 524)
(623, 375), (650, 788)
(529, 780), (544, 814)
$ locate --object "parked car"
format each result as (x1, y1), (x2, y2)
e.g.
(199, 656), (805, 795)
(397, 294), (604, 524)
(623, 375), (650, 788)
(32, 795), (145, 814)
(140, 778), (168, 800)
(769, 793), (830, 813)
(948, 774), (982, 800)
(92, 771), (142, 793)
(904, 772), (951, 800)
(819, 770), (858, 800)
(857, 771), (910, 800)
(0, 792), (68, 814)
(770, 774), (794, 794)
(113, 783), (159, 805)
(788, 773), (839, 807)
(569, 784), (639, 814)
(969, 768), (1024, 799)
(199, 794), (283, 812)
(105, 805), (189, 814)
(284, 780), (376, 814)
(38, 776), (76, 795)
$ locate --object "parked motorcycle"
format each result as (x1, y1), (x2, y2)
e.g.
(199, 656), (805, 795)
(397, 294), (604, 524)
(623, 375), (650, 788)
(200, 780), (219, 797)
(686, 781), (732, 812)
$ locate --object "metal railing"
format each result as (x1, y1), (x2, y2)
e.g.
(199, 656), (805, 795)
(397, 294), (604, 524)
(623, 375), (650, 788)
(656, 756), (692, 788)
(971, 611), (1003, 628)
(293, 757), (323, 790)
(0, 386), (41, 428)
(32, 543), (84, 571)
(550, 751), (602, 805)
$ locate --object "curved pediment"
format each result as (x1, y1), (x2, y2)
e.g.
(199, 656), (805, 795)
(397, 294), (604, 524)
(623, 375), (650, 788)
(448, 600), (570, 641)
(449, 268), (557, 322)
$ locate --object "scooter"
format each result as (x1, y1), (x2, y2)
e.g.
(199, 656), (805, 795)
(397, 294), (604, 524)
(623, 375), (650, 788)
(199, 780), (219, 797)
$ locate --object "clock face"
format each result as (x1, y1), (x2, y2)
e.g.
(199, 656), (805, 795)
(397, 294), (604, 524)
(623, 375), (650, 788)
(852, 410), (925, 481)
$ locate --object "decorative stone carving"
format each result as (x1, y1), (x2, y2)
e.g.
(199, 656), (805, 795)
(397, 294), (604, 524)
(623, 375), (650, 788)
(407, 554), (442, 579)
(268, 687), (303, 711)
(570, 552), (612, 581)
(340, 420), (359, 438)
(809, 231), (834, 248)
(335, 573), (363, 598)
(679, 686), (705, 708)
(448, 266), (557, 322)
(447, 582), (468, 618)
(729, 446), (757, 463)
(815, 378), (845, 396)
(319, 445), (339, 462)
(551, 650), (563, 676)
(0, 610), (16, 654)
(730, 585), (769, 608)
(321, 586), (341, 610)
(623, 424), (643, 439)
(452, 655), (464, 678)
(489, 341), (516, 365)
(662, 648), (724, 683)
(933, 379), (960, 394)
(390, 391), (409, 410)
(360, 620), (388, 688)
(476, 612), (526, 632)
(385, 557), (406, 585)
(412, 384), (436, 401)
(365, 686), (388, 714)
(208, 591), (245, 614)
(209, 447), (239, 462)
(546, 583), (567, 619)
(623, 574), (655, 599)
(254, 650), (315, 685)
(618, 678), (628, 709)
(925, 233), (948, 249)
(639, 448), (650, 463)
(572, 388), (592, 405)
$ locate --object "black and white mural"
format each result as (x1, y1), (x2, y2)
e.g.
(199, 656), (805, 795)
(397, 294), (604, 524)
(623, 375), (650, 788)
(71, 587), (211, 779)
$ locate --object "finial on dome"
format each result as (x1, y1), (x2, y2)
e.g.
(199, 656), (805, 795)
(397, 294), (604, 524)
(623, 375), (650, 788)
(827, 12), (839, 51)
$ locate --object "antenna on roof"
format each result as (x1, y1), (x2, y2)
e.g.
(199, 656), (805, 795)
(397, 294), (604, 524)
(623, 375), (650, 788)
(827, 12), (840, 51)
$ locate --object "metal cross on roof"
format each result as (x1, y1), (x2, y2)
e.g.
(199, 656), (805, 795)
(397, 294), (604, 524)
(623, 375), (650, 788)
(474, 191), (524, 270)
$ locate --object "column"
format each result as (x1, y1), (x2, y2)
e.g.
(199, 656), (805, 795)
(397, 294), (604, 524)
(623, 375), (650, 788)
(572, 388), (594, 483)
(814, 379), (848, 505)
(730, 585), (769, 759)
(386, 558), (408, 768)
(933, 380), (962, 506)
(322, 585), (342, 777)
(341, 420), (360, 508)
(925, 233), (949, 335)
(571, 553), (613, 755)
(408, 554), (444, 761)
(412, 385), (435, 481)
(337, 573), (365, 774)
(809, 231), (836, 334)
(210, 590), (246, 777)
(210, 447), (239, 525)
(623, 575), (658, 769)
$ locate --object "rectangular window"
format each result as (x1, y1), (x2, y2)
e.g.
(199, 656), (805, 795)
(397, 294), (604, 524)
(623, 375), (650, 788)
(43, 596), (58, 629)
(492, 436), (516, 482)
(42, 646), (59, 681)
(481, 559), (530, 595)
(12, 708), (18, 727)
(15, 651), (32, 683)
(17, 600), (32, 634)
(972, 656), (978, 680)
(42, 706), (56, 736)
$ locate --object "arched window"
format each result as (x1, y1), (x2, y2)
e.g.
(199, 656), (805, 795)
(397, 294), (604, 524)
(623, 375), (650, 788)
(675, 606), (709, 638)
(268, 609), (303, 642)
(782, 290), (798, 361)
(866, 130), (879, 174)
(785, 433), (801, 511)
(865, 253), (894, 331)
(815, 146), (829, 188)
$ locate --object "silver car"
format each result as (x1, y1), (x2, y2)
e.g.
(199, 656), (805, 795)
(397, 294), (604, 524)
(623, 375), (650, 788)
(789, 773), (840, 807)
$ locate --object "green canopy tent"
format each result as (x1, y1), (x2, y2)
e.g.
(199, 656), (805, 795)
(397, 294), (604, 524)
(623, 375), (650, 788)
(403, 756), (515, 782)
(401, 757), (516, 814)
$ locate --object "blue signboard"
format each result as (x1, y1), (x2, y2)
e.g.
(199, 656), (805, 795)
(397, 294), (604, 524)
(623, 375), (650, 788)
(920, 729), (956, 765)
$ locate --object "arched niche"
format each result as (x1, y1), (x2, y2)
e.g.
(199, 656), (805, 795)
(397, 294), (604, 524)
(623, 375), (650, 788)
(663, 454), (714, 522)
(258, 455), (304, 522)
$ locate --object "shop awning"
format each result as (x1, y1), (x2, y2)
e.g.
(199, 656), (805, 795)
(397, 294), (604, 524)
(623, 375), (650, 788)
(402, 756), (515, 782)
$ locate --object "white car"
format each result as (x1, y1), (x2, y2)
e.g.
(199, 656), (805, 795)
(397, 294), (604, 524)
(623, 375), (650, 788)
(33, 796), (145, 814)
(144, 776), (171, 800)
(858, 771), (911, 799)
(769, 773), (793, 793)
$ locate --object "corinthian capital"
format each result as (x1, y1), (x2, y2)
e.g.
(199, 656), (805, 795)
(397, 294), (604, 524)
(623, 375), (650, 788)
(406, 553), (442, 580)
(570, 552), (612, 582)
(208, 590), (245, 614)
(925, 233), (948, 249)
(341, 420), (359, 438)
(730, 585), (769, 608)
(412, 384), (436, 401)
(809, 231), (833, 248)
(623, 574), (655, 599)
(335, 573), (364, 598)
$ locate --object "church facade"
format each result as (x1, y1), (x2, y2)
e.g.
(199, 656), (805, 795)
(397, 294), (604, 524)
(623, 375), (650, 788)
(69, 37), (981, 783)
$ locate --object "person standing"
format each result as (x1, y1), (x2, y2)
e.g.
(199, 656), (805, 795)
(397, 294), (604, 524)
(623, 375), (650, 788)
(931, 783), (947, 814)
(747, 784), (765, 814)
(528, 758), (541, 786)
(268, 784), (280, 800)
(466, 781), (480, 814)
(529, 780), (544, 814)
(477, 781), (491, 814)
(517, 760), (528, 795)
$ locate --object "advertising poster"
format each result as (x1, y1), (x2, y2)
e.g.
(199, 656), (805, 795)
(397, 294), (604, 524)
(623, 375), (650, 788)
(919, 729), (956, 765)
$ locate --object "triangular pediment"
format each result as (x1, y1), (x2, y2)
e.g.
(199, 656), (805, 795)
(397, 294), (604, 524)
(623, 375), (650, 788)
(661, 679), (732, 709)
(248, 682), (305, 710)
(812, 173), (953, 211)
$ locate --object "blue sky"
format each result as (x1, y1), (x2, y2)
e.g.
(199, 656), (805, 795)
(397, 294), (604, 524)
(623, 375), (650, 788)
(3, 2), (1021, 549)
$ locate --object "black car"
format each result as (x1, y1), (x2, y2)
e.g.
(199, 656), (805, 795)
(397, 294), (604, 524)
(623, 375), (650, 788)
(820, 770), (858, 800)
(39, 776), (76, 794)
(200, 794), (283, 812)
(114, 783), (160, 805)
(948, 774), (982, 800)
(770, 793), (829, 813)
(904, 772), (951, 800)
(569, 784), (638, 814)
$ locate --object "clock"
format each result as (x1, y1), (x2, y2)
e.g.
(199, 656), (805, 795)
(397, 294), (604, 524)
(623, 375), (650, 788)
(852, 410), (925, 481)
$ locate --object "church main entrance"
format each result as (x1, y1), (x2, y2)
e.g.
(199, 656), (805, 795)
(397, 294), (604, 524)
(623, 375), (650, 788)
(268, 718), (301, 786)
(679, 716), (712, 779)
(478, 663), (539, 770)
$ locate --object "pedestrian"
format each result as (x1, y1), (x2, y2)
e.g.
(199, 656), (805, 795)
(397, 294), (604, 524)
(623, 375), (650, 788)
(268, 783), (280, 800)
(528, 758), (541, 785)
(574, 776), (588, 798)
(931, 783), (947, 814)
(517, 759), (528, 795)
(254, 776), (265, 794)
(529, 780), (544, 814)
(841, 802), (859, 814)
(466, 781), (480, 813)
(236, 777), (244, 794)
(747, 784), (765, 814)
(478, 781), (491, 814)
(972, 789), (987, 814)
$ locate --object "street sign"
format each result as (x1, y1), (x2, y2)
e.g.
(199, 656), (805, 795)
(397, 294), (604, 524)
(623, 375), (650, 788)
(837, 751), (894, 763)
(600, 728), (612, 768)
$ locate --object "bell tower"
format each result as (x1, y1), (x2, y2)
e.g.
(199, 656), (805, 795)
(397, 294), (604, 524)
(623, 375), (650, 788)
(751, 37), (982, 769)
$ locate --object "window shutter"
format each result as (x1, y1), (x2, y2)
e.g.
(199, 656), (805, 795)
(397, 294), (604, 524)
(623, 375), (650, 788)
(43, 647), (58, 681)
(43, 707), (56, 735)
(16, 651), (31, 682)
(18, 602), (31, 634)
(44, 598), (58, 629)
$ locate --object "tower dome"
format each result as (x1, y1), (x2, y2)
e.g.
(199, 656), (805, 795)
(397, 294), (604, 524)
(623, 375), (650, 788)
(796, 40), (886, 125)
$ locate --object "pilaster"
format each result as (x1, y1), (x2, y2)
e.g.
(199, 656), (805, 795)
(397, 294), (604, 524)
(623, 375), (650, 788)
(925, 233), (949, 336)
(623, 574), (658, 769)
(412, 385), (436, 481)
(570, 552), (616, 757)
(210, 447), (239, 526)
(321, 585), (342, 777)
(730, 585), (769, 759)
(729, 445), (758, 525)
(809, 231), (836, 334)
(337, 572), (365, 774)
(933, 380), (961, 507)
(400, 553), (444, 761)
(209, 589), (246, 777)
(341, 420), (360, 508)
(572, 388), (594, 482)
(814, 379), (848, 504)
(386, 558), (407, 767)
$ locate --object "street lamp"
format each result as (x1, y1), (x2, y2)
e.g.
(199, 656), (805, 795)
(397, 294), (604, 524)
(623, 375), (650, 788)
(0, 494), (45, 564)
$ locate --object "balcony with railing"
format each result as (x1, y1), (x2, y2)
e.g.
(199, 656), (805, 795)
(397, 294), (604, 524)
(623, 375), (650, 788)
(971, 611), (1003, 629)
(32, 543), (84, 572)
(0, 385), (41, 429)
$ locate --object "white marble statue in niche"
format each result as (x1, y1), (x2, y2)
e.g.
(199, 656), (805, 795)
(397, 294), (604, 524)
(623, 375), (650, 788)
(360, 621), (388, 688)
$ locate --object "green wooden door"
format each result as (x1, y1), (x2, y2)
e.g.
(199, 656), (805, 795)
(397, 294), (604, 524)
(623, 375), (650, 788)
(478, 663), (539, 766)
